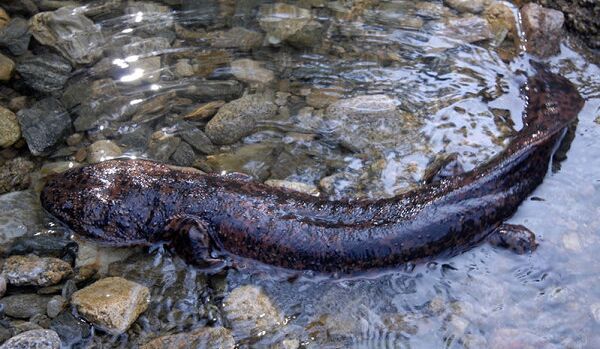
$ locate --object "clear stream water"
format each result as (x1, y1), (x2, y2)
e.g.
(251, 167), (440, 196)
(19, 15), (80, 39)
(1, 1), (599, 348)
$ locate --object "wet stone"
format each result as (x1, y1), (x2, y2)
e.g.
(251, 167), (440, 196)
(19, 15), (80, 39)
(71, 277), (150, 335)
(45, 296), (66, 318)
(205, 94), (277, 145)
(0, 190), (43, 242)
(265, 179), (320, 196)
(207, 143), (279, 181)
(87, 140), (122, 163)
(0, 294), (50, 319)
(182, 80), (243, 102)
(183, 100), (225, 120)
(2, 254), (72, 287)
(16, 97), (71, 155)
(0, 53), (15, 81)
(0, 157), (35, 194)
(259, 3), (312, 45)
(224, 285), (283, 340)
(0, 329), (60, 349)
(170, 141), (196, 167)
(0, 275), (6, 298)
(0, 18), (31, 56)
(0, 105), (20, 148)
(124, 1), (174, 35)
(16, 53), (72, 94)
(521, 3), (564, 57)
(0, 8), (9, 30)
(180, 125), (216, 155)
(30, 8), (104, 65)
(49, 311), (92, 348)
(140, 326), (235, 349)
(148, 133), (181, 162)
(230, 59), (275, 85)
(210, 27), (264, 51)
(444, 0), (489, 14)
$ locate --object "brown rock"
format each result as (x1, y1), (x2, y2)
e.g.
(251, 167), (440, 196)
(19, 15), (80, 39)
(140, 326), (235, 349)
(2, 254), (72, 287)
(0, 8), (9, 30)
(71, 277), (150, 334)
(521, 3), (564, 57)
(485, 2), (518, 41)
(0, 105), (20, 147)
(223, 285), (283, 339)
(0, 157), (34, 194)
(184, 101), (225, 120)
(0, 53), (15, 81)
(87, 140), (122, 163)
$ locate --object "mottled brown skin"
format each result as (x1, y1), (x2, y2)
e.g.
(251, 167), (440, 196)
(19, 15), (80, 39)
(41, 68), (584, 272)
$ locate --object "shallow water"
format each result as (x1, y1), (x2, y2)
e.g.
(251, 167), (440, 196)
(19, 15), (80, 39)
(0, 0), (599, 348)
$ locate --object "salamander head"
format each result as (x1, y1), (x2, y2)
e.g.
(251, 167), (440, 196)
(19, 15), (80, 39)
(41, 159), (175, 246)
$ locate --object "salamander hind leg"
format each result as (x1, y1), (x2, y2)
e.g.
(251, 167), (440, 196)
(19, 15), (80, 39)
(161, 215), (226, 270)
(488, 223), (538, 254)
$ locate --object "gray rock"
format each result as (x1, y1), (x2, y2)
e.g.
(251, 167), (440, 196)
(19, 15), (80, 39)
(444, 0), (488, 14)
(148, 133), (180, 162)
(124, 2), (173, 35)
(140, 326), (235, 349)
(230, 59), (275, 85)
(0, 53), (15, 81)
(211, 27), (263, 51)
(5, 235), (78, 260)
(0, 275), (6, 298)
(46, 296), (66, 318)
(0, 294), (50, 319)
(205, 94), (277, 145)
(259, 3), (312, 45)
(0, 18), (31, 56)
(64, 78), (128, 131)
(438, 16), (494, 43)
(16, 97), (71, 155)
(0, 105), (20, 148)
(206, 143), (279, 181)
(0, 329), (60, 349)
(0, 190), (44, 243)
(180, 80), (243, 102)
(30, 8), (104, 65)
(87, 140), (122, 163)
(180, 126), (216, 154)
(2, 254), (72, 287)
(16, 53), (72, 94)
(170, 141), (196, 167)
(49, 312), (92, 348)
(521, 3), (564, 57)
(0, 157), (34, 194)
(223, 285), (283, 340)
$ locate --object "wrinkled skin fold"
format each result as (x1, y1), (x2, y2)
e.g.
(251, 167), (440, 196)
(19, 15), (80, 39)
(41, 68), (584, 272)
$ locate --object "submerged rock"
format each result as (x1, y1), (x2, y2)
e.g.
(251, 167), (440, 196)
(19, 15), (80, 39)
(259, 3), (312, 45)
(0, 18), (31, 56)
(230, 59), (275, 85)
(2, 254), (72, 287)
(0, 105), (20, 148)
(223, 285), (283, 340)
(205, 94), (277, 145)
(71, 277), (150, 334)
(265, 179), (320, 196)
(0, 190), (43, 242)
(521, 3), (564, 57)
(444, 0), (488, 14)
(86, 140), (122, 163)
(439, 16), (494, 43)
(16, 97), (71, 155)
(0, 294), (50, 319)
(0, 329), (60, 349)
(0, 157), (34, 194)
(30, 8), (104, 65)
(207, 143), (279, 181)
(140, 326), (235, 349)
(0, 53), (15, 81)
(210, 27), (263, 51)
(16, 53), (72, 94)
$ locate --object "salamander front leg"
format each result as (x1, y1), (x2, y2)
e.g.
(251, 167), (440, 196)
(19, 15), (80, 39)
(488, 223), (538, 254)
(161, 215), (226, 270)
